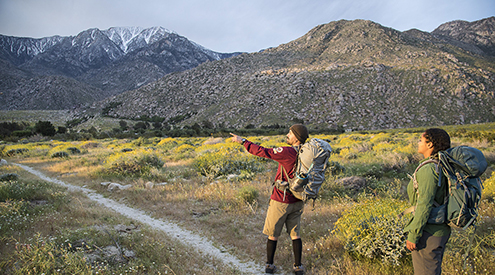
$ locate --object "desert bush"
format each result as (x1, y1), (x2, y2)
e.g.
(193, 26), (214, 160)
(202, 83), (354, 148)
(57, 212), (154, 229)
(0, 199), (30, 235)
(175, 144), (195, 154)
(1, 233), (92, 275)
(338, 134), (367, 147)
(99, 149), (165, 178)
(327, 161), (346, 175)
(370, 132), (391, 144)
(193, 149), (264, 179)
(67, 147), (81, 154)
(169, 144), (197, 161)
(392, 142), (417, 156)
(0, 178), (66, 235)
(4, 148), (29, 157)
(380, 152), (411, 171)
(332, 198), (410, 265)
(0, 173), (19, 181)
(443, 226), (495, 274)
(157, 137), (182, 150)
(340, 147), (358, 159)
(80, 141), (100, 149)
(482, 171), (495, 199)
(350, 163), (384, 179)
(373, 142), (396, 152)
(51, 151), (69, 158)
(0, 179), (52, 202)
(47, 142), (82, 158)
(236, 186), (259, 204)
(353, 142), (373, 153)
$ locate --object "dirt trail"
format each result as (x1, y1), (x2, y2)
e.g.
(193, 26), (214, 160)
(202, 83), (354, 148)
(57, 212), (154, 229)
(13, 162), (265, 275)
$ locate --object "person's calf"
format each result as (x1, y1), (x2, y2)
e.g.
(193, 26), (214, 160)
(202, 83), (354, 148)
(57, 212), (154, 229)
(292, 238), (302, 266)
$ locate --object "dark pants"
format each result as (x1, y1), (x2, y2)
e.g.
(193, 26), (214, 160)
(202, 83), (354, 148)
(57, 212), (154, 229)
(412, 231), (450, 275)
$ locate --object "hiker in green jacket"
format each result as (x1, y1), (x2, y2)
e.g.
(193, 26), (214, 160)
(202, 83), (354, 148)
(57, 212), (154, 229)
(404, 128), (452, 275)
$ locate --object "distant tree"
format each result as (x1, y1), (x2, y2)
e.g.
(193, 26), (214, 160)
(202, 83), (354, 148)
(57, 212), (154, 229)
(57, 126), (67, 134)
(192, 123), (201, 135)
(202, 120), (214, 129)
(134, 122), (148, 130)
(119, 120), (128, 130)
(152, 121), (162, 129)
(162, 122), (171, 131)
(35, 121), (56, 136)
(88, 126), (98, 137)
(151, 116), (165, 123)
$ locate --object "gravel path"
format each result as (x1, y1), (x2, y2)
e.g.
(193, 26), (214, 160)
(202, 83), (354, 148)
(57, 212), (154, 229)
(13, 162), (264, 275)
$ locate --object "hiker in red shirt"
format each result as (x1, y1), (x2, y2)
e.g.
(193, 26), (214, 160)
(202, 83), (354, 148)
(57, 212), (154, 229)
(231, 124), (308, 275)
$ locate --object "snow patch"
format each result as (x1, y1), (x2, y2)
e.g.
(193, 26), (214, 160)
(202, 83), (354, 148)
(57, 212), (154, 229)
(103, 26), (173, 53)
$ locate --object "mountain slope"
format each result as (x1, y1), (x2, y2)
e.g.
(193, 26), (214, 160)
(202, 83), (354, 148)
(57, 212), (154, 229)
(0, 27), (241, 110)
(432, 16), (495, 56)
(83, 18), (495, 131)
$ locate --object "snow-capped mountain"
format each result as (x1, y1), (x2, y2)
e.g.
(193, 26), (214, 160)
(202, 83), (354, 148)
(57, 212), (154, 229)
(0, 27), (241, 110)
(103, 26), (174, 53)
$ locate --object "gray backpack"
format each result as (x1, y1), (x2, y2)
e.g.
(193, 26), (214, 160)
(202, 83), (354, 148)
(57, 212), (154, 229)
(281, 138), (332, 201)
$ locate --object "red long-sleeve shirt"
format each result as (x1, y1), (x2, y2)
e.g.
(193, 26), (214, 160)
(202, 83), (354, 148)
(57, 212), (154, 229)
(243, 140), (301, 203)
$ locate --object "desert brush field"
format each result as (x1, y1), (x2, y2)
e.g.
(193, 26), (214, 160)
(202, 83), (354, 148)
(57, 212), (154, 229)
(1, 123), (495, 274)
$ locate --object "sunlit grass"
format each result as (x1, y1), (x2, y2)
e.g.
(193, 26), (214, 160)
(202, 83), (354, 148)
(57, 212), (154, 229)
(1, 123), (495, 274)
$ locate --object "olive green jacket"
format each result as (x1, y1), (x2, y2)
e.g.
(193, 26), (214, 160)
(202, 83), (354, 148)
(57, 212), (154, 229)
(404, 158), (451, 244)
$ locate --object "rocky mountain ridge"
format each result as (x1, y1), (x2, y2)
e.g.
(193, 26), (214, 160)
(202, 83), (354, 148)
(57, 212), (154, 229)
(0, 26), (240, 110)
(81, 17), (495, 131)
(432, 17), (495, 56)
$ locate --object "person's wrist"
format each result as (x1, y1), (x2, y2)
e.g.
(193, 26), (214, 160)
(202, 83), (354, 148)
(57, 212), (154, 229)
(241, 138), (246, 145)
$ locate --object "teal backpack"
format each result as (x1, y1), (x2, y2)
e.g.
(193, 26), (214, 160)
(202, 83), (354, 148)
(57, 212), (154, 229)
(407, 146), (487, 229)
(438, 146), (487, 228)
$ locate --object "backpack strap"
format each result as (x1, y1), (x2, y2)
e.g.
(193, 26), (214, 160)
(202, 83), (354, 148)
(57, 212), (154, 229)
(410, 159), (439, 190)
(400, 158), (441, 217)
(279, 165), (291, 201)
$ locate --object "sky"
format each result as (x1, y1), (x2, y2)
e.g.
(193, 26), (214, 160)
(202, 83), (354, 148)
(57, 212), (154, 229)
(0, 0), (493, 53)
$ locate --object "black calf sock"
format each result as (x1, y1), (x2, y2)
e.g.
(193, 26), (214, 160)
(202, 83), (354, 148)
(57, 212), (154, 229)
(266, 239), (277, 264)
(292, 238), (302, 266)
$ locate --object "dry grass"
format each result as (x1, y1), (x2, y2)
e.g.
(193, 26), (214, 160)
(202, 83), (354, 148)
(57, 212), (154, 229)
(2, 126), (495, 274)
(0, 166), (245, 275)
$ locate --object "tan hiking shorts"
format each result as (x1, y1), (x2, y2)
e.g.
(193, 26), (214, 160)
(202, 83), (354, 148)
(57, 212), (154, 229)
(263, 199), (304, 238)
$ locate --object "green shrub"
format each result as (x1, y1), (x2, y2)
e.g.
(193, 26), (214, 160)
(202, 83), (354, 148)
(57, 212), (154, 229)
(0, 179), (66, 235)
(51, 151), (69, 158)
(2, 234), (92, 274)
(0, 179), (51, 201)
(175, 144), (195, 154)
(100, 150), (165, 178)
(339, 147), (357, 159)
(67, 147), (81, 154)
(332, 198), (410, 265)
(327, 161), (346, 175)
(350, 163), (384, 179)
(236, 186), (259, 204)
(0, 173), (19, 182)
(193, 150), (264, 179)
(0, 200), (29, 235)
(482, 171), (495, 199)
(5, 148), (29, 157)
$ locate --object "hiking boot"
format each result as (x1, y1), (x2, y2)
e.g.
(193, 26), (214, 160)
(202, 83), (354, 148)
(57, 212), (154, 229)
(265, 263), (277, 274)
(293, 264), (305, 275)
